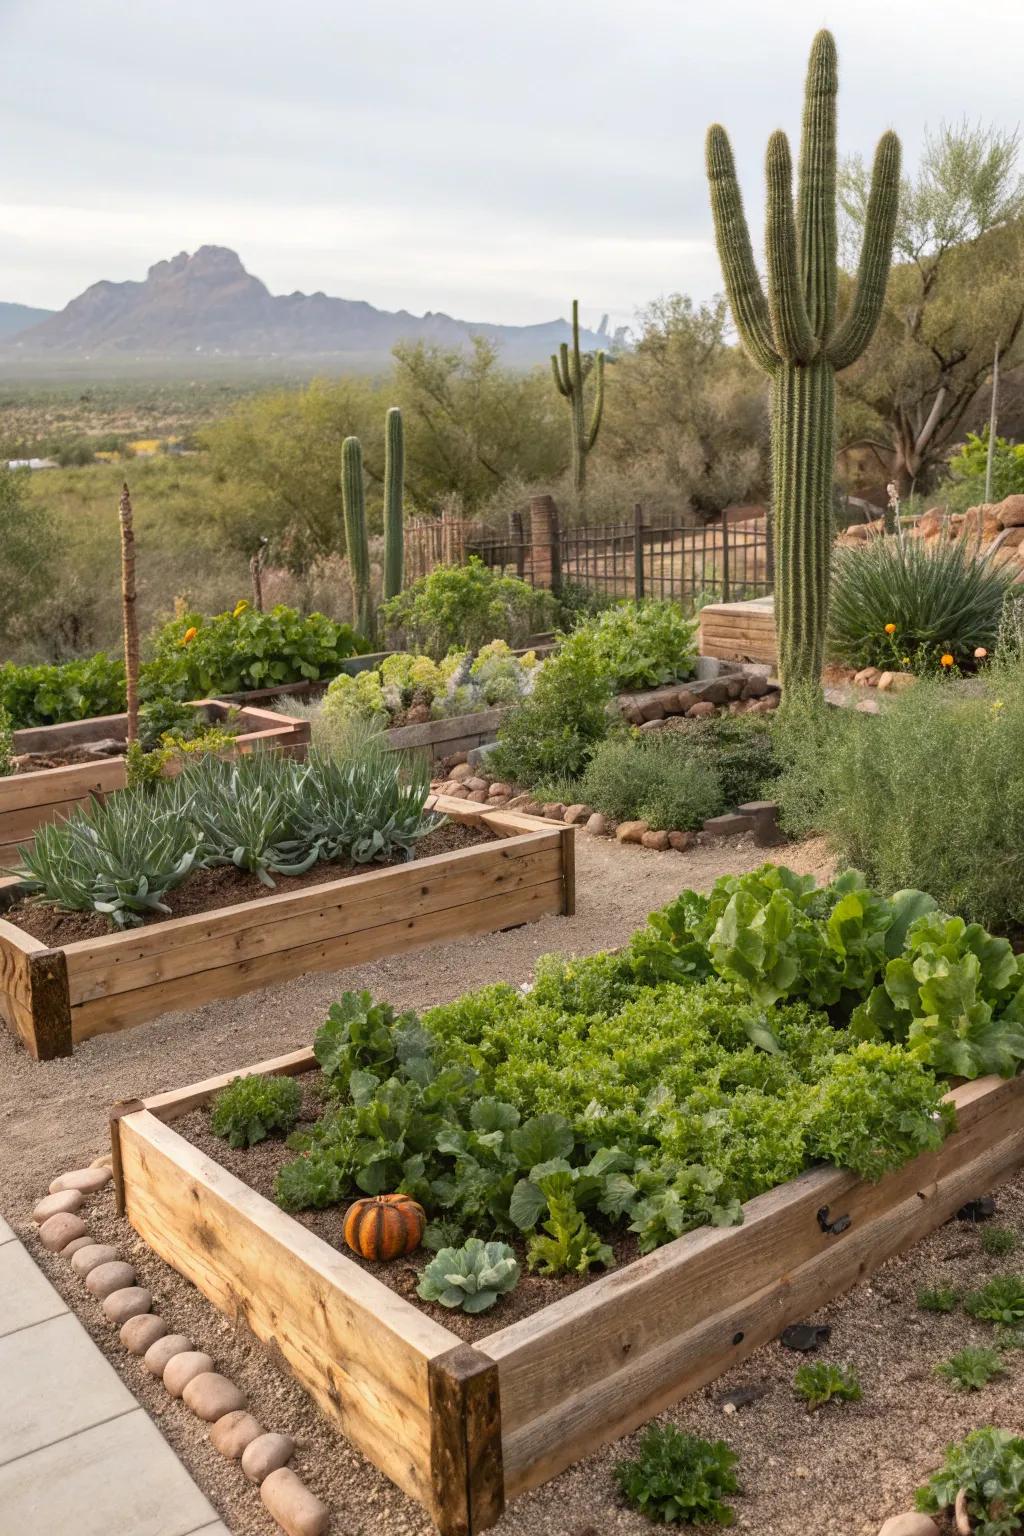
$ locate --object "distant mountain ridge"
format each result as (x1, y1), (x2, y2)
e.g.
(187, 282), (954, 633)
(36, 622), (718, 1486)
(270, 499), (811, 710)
(0, 301), (54, 340)
(2, 246), (609, 367)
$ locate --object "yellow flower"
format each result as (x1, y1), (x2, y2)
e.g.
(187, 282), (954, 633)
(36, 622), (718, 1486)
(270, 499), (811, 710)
(901, 656), (910, 665)
(232, 599), (249, 618)
(993, 699), (1005, 711)
(181, 626), (198, 646)
(940, 653), (954, 668)
(884, 622), (897, 634)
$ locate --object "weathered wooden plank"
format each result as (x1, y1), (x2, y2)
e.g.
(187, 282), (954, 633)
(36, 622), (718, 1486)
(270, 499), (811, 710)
(482, 1074), (1024, 1496)
(428, 1345), (504, 1536)
(559, 825), (576, 917)
(119, 1111), (457, 1508)
(0, 760), (123, 813)
(385, 709), (504, 752)
(0, 920), (71, 1059)
(70, 878), (564, 1041)
(63, 835), (562, 1002)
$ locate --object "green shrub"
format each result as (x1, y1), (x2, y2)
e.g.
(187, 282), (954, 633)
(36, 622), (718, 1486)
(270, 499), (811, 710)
(916, 1427), (1024, 1536)
(934, 1346), (1006, 1392)
(667, 713), (779, 807)
(792, 1362), (861, 1409)
(945, 430), (1024, 512)
(0, 652), (126, 728)
(982, 1227), (1019, 1257)
(143, 602), (367, 701)
(0, 705), (12, 776)
(379, 558), (555, 659)
(571, 600), (698, 690)
(489, 635), (614, 783)
(827, 535), (1012, 673)
(580, 735), (723, 830)
(773, 671), (1024, 931)
(614, 1425), (740, 1526)
(210, 1074), (303, 1149)
(917, 1285), (959, 1313)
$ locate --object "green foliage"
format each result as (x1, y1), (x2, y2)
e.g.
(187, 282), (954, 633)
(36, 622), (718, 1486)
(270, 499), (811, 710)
(580, 735), (723, 831)
(805, 1042), (953, 1181)
(965, 1275), (1024, 1326)
(322, 644), (539, 729)
(489, 632), (614, 784)
(827, 536), (1012, 672)
(934, 1346), (1006, 1392)
(186, 750), (318, 888)
(982, 1226), (1019, 1257)
(672, 713), (780, 808)
(525, 1172), (614, 1276)
(772, 671), (1024, 932)
(566, 600), (698, 692)
(0, 705), (12, 777)
(380, 558), (555, 659)
(0, 652), (126, 729)
(614, 1425), (740, 1527)
(948, 431), (1024, 510)
(0, 465), (59, 647)
(916, 1428), (1024, 1536)
(917, 1285), (960, 1313)
(382, 406), (404, 601)
(792, 1362), (862, 1409)
(144, 602), (366, 701)
(707, 30), (900, 686)
(416, 1238), (520, 1312)
(210, 1074), (303, 1149)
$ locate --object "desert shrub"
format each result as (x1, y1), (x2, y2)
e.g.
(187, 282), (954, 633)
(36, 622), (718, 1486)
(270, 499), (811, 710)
(773, 672), (1024, 930)
(667, 713), (779, 806)
(827, 535), (1012, 672)
(916, 1427), (1024, 1535)
(489, 637), (615, 783)
(944, 430), (1024, 513)
(0, 652), (126, 728)
(580, 735), (724, 830)
(379, 558), (556, 658)
(143, 602), (367, 701)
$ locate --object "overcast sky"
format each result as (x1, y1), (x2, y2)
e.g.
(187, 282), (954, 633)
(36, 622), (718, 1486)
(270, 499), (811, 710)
(1, 0), (1021, 330)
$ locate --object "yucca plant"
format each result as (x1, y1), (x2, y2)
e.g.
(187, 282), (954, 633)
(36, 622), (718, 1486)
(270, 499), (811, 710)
(183, 750), (318, 888)
(828, 536), (1013, 672)
(14, 784), (199, 926)
(295, 738), (438, 865)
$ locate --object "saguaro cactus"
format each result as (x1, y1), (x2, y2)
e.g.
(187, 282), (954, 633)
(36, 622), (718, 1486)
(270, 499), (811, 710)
(341, 435), (373, 641)
(382, 406), (405, 600)
(706, 30), (900, 686)
(551, 299), (605, 494)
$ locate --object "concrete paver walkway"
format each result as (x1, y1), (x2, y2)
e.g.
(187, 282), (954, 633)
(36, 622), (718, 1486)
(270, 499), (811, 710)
(0, 1214), (230, 1536)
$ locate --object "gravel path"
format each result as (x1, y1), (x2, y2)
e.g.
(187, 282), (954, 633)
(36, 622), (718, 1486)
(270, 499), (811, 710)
(12, 832), (1021, 1536)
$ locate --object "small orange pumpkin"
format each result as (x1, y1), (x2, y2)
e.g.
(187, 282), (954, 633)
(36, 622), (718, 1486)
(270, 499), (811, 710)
(343, 1194), (425, 1261)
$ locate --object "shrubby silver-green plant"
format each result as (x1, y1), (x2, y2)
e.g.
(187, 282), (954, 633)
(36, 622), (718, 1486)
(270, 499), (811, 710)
(295, 742), (438, 865)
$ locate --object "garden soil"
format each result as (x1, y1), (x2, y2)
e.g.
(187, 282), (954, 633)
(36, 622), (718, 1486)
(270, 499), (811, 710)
(7, 831), (1022, 1536)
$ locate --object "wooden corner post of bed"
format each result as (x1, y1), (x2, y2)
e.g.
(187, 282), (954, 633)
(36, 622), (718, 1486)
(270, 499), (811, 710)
(428, 1344), (504, 1536)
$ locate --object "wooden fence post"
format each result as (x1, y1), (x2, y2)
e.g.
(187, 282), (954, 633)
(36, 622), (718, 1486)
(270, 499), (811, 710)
(429, 1344), (504, 1536)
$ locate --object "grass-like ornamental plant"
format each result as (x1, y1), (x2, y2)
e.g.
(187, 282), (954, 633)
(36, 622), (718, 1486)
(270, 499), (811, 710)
(965, 1274), (1024, 1326)
(614, 1424), (740, 1526)
(934, 1347), (1006, 1392)
(793, 1361), (862, 1409)
(917, 1285), (959, 1313)
(416, 1237), (520, 1313)
(295, 739), (437, 865)
(916, 1428), (1024, 1536)
(186, 751), (317, 888)
(210, 1074), (303, 1149)
(828, 535), (1013, 672)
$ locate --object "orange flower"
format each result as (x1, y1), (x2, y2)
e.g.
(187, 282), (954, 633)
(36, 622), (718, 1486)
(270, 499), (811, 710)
(182, 626), (198, 646)
(884, 622), (897, 634)
(940, 653), (954, 667)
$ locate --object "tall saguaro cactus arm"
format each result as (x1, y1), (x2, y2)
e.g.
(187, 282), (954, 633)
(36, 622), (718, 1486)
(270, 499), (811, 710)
(382, 406), (405, 601)
(705, 28), (900, 687)
(341, 435), (373, 642)
(550, 299), (605, 493)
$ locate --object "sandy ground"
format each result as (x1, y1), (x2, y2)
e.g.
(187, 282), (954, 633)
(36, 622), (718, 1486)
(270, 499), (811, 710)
(8, 831), (1020, 1536)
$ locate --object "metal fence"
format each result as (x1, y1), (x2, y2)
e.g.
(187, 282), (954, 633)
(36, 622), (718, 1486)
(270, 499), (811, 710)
(467, 506), (774, 607)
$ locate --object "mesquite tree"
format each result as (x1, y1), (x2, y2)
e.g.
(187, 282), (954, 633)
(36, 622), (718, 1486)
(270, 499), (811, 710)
(382, 406), (405, 600)
(341, 435), (373, 641)
(706, 30), (900, 686)
(118, 482), (140, 745)
(551, 299), (605, 494)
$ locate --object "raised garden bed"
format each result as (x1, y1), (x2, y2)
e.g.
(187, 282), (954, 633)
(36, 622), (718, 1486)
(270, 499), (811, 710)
(699, 595), (777, 665)
(0, 700), (311, 867)
(110, 1058), (1024, 1536)
(0, 796), (574, 1060)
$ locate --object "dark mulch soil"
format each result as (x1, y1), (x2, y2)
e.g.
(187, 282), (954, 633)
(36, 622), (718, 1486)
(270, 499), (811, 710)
(176, 1073), (638, 1344)
(2, 820), (491, 946)
(12, 744), (126, 772)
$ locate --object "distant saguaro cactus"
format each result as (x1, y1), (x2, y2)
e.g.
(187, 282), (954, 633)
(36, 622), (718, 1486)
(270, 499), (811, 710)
(706, 30), (900, 686)
(551, 299), (605, 494)
(341, 435), (373, 641)
(382, 406), (405, 600)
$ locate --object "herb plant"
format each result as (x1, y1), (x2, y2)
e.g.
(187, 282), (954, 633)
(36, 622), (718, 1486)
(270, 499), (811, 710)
(210, 1074), (303, 1149)
(965, 1275), (1024, 1326)
(934, 1347), (1006, 1391)
(917, 1285), (959, 1313)
(981, 1226), (1019, 1257)
(380, 558), (555, 658)
(916, 1428), (1024, 1536)
(792, 1362), (862, 1410)
(615, 1425), (740, 1526)
(417, 1238), (520, 1312)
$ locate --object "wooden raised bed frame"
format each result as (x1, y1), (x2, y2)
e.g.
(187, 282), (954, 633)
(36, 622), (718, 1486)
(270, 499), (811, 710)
(111, 1056), (1024, 1536)
(0, 798), (573, 1061)
(0, 699), (311, 867)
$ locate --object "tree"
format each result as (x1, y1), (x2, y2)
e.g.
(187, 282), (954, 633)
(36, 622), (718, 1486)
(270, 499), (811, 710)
(839, 123), (1024, 497)
(0, 467), (58, 650)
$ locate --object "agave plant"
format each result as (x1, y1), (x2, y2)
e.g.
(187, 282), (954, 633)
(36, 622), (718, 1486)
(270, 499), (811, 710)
(15, 783), (199, 926)
(295, 740), (439, 865)
(182, 750), (318, 888)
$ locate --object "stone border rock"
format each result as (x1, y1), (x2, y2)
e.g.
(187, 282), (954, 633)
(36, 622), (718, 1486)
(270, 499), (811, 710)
(29, 1157), (330, 1536)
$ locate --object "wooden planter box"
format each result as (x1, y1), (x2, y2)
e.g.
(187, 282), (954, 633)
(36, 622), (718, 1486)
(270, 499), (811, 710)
(0, 798), (574, 1061)
(699, 595), (777, 665)
(0, 700), (310, 868)
(110, 1057), (1024, 1535)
